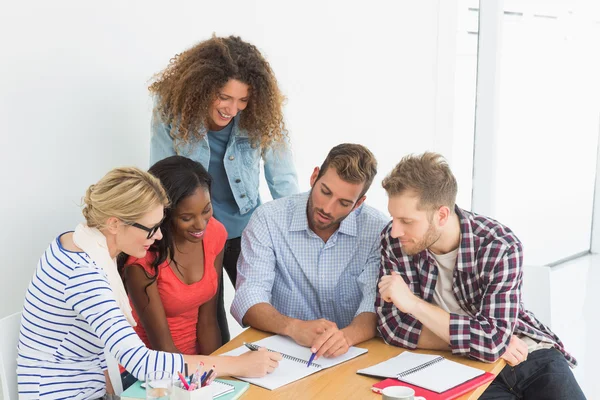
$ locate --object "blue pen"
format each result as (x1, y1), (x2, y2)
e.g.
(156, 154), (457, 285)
(307, 352), (317, 368)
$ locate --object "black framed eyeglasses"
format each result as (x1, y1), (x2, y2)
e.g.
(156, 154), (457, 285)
(126, 218), (164, 239)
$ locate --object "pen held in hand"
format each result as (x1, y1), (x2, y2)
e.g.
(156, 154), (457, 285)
(243, 342), (260, 351)
(307, 352), (317, 368)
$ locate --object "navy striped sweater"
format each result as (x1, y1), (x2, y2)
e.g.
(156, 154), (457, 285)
(17, 233), (184, 399)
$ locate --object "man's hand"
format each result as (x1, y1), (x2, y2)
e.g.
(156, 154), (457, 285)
(378, 271), (419, 314)
(501, 335), (529, 366)
(287, 319), (338, 347)
(310, 326), (350, 360)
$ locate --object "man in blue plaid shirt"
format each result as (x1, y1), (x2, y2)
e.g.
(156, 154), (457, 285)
(376, 152), (584, 399)
(231, 144), (388, 361)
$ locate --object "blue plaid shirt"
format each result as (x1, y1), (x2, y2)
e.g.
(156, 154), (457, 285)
(231, 192), (389, 328)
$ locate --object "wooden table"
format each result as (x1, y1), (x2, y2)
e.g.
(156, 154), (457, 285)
(212, 328), (505, 400)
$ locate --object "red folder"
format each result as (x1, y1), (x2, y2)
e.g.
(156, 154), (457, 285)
(371, 372), (496, 400)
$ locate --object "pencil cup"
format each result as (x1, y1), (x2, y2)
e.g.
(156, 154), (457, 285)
(171, 382), (214, 400)
(381, 386), (425, 400)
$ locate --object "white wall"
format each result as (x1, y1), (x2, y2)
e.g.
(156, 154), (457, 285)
(0, 0), (466, 318)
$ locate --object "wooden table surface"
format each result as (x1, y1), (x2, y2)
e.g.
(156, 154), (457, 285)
(212, 328), (505, 400)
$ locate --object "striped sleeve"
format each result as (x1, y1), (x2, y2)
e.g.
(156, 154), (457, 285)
(63, 265), (184, 380)
(355, 230), (382, 317)
(231, 207), (277, 326)
(98, 348), (107, 370)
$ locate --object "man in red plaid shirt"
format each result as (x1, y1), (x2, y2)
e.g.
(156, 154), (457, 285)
(376, 152), (584, 399)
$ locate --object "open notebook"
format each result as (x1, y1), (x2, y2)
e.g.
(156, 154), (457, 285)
(221, 335), (368, 390)
(357, 351), (485, 393)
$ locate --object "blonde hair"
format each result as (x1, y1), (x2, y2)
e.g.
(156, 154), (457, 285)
(316, 143), (378, 197)
(82, 167), (169, 229)
(382, 152), (457, 212)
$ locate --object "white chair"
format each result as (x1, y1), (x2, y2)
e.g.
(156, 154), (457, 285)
(104, 349), (124, 395)
(0, 312), (22, 400)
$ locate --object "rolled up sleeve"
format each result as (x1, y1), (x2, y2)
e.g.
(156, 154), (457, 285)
(354, 233), (381, 317)
(230, 207), (277, 326)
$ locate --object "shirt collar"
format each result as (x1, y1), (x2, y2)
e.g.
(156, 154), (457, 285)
(454, 206), (478, 273)
(289, 192), (310, 232)
(288, 191), (359, 237)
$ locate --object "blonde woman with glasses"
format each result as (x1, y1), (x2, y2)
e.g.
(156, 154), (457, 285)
(16, 166), (280, 400)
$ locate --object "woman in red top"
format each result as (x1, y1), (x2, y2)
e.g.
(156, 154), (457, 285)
(120, 155), (227, 355)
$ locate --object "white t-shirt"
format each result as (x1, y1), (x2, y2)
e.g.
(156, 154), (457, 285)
(430, 248), (552, 353)
(430, 248), (467, 316)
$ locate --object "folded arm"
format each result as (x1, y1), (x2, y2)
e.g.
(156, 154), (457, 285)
(378, 242), (523, 362)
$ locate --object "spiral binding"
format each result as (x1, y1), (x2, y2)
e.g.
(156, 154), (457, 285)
(396, 356), (444, 378)
(245, 342), (322, 368)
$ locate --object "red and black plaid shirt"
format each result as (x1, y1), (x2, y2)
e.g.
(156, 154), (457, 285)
(375, 206), (576, 367)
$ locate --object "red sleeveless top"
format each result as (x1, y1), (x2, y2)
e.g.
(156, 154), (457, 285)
(125, 217), (227, 354)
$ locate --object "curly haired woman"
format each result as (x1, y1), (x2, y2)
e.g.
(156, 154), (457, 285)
(149, 35), (299, 345)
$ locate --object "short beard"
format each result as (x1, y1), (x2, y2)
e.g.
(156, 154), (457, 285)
(402, 218), (441, 256)
(307, 188), (350, 232)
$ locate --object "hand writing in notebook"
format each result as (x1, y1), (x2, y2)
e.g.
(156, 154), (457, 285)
(378, 271), (419, 314)
(235, 347), (283, 377)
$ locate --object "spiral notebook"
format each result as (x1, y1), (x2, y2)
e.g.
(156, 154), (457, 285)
(357, 351), (485, 393)
(121, 379), (239, 399)
(221, 335), (368, 390)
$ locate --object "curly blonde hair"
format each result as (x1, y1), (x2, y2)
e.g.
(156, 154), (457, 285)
(149, 35), (287, 151)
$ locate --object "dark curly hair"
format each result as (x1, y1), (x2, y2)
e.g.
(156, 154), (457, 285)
(117, 155), (212, 301)
(149, 34), (287, 151)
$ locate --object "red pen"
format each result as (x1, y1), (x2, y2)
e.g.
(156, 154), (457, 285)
(177, 371), (190, 390)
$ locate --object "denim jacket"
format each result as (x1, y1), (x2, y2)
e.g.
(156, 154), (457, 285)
(150, 113), (299, 215)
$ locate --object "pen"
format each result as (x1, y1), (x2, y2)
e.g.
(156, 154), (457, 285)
(200, 368), (213, 387)
(177, 371), (190, 390)
(206, 365), (217, 386)
(244, 342), (260, 351)
(184, 363), (189, 380)
(195, 362), (204, 384)
(307, 352), (317, 368)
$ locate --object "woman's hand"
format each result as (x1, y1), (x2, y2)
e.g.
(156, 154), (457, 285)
(235, 348), (283, 378)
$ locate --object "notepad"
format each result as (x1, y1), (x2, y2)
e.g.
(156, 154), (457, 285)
(221, 335), (368, 390)
(357, 351), (485, 393)
(121, 379), (238, 399)
(213, 379), (250, 400)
